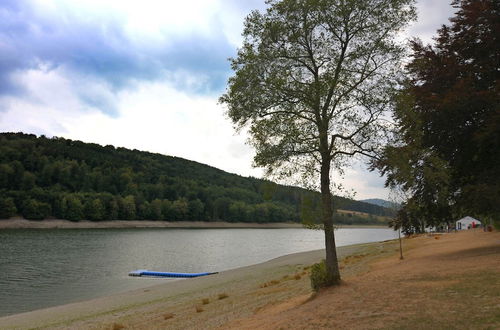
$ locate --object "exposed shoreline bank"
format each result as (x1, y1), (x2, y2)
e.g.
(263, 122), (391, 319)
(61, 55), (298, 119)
(0, 228), (497, 329)
(0, 245), (352, 329)
(0, 218), (386, 229)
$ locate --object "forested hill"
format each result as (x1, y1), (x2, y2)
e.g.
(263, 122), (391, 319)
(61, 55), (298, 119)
(0, 133), (393, 223)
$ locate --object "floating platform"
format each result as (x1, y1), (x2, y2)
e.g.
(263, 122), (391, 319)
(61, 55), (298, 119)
(129, 269), (218, 278)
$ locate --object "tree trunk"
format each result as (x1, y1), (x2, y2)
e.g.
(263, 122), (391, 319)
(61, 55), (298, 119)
(320, 157), (341, 285)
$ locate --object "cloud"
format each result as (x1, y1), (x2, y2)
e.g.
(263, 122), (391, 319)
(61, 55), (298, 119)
(0, 71), (262, 178)
(0, 0), (241, 115)
(340, 163), (389, 200)
(406, 0), (457, 44)
(0, 0), (459, 201)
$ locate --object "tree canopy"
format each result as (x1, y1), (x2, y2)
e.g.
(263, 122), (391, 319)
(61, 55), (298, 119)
(221, 0), (416, 285)
(374, 0), (500, 232)
(0, 132), (392, 223)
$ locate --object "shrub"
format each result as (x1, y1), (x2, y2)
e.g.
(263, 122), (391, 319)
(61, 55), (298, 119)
(310, 260), (337, 291)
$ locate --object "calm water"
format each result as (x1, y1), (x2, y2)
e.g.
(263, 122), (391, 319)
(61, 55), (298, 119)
(0, 227), (397, 317)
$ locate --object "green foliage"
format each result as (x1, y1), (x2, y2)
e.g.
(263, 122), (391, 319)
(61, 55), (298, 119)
(0, 133), (393, 222)
(221, 0), (415, 284)
(62, 194), (84, 221)
(373, 0), (500, 233)
(310, 260), (337, 291)
(301, 194), (323, 228)
(120, 195), (136, 220)
(21, 171), (36, 190)
(0, 197), (17, 218)
(0, 164), (14, 187)
(149, 199), (163, 220)
(188, 199), (204, 220)
(84, 199), (105, 221)
(22, 199), (51, 220)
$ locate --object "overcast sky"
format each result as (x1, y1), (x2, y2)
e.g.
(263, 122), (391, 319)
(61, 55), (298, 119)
(0, 0), (456, 200)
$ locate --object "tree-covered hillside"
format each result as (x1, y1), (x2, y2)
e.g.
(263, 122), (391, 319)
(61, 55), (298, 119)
(0, 133), (393, 223)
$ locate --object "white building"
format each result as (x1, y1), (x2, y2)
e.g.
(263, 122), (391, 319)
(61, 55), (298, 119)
(456, 216), (481, 230)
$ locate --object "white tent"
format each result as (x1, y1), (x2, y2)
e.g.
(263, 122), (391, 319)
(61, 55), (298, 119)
(456, 216), (481, 230)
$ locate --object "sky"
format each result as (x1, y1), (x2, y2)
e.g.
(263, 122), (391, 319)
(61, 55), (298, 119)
(0, 0), (457, 200)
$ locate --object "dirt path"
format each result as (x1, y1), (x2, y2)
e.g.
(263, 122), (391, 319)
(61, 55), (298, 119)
(224, 230), (500, 329)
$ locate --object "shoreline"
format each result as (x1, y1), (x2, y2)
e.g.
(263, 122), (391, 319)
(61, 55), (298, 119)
(0, 218), (386, 229)
(1, 230), (496, 329)
(0, 249), (326, 328)
(0, 241), (382, 329)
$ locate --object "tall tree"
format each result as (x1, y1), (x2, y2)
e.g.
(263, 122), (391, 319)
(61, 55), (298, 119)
(374, 0), (500, 230)
(221, 0), (415, 285)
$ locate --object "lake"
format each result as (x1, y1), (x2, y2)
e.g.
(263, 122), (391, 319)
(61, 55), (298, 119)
(0, 227), (398, 317)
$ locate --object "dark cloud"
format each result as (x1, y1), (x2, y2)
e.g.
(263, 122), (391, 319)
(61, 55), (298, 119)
(0, 0), (236, 115)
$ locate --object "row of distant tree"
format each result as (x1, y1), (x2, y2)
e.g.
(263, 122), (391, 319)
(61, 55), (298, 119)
(0, 133), (392, 224)
(0, 191), (297, 223)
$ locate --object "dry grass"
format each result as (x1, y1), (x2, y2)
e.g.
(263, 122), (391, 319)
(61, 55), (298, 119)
(260, 279), (282, 288)
(218, 293), (229, 300)
(202, 298), (210, 305)
(111, 323), (125, 330)
(163, 313), (175, 320)
(294, 274), (301, 280)
(342, 253), (368, 265)
(223, 230), (500, 330)
(195, 306), (204, 313)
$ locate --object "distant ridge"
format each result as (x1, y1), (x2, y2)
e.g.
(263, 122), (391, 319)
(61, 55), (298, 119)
(360, 198), (399, 210)
(0, 132), (394, 223)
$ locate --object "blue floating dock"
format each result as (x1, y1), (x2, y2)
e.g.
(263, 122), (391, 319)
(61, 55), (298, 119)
(129, 269), (218, 278)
